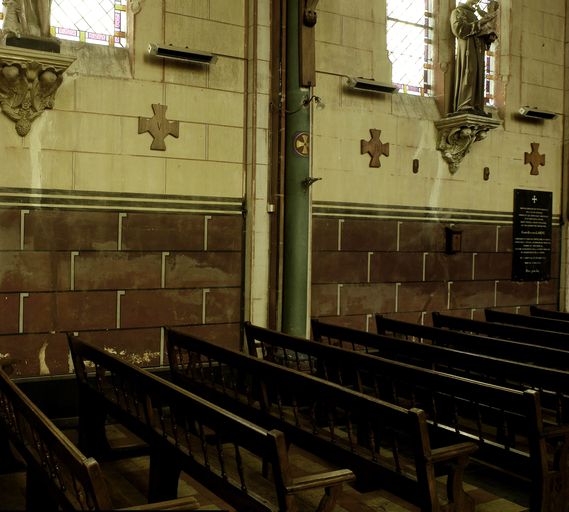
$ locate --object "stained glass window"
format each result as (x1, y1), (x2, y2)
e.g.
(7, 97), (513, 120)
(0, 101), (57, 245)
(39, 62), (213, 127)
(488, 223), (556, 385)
(386, 0), (433, 96)
(0, 0), (128, 47)
(454, 0), (496, 106)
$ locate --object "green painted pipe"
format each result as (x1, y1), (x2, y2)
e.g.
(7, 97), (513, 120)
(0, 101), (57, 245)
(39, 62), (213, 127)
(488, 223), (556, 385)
(282, 0), (310, 337)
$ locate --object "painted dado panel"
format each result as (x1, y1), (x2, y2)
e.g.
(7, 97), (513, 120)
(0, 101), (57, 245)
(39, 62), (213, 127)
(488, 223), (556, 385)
(0, 191), (244, 377)
(311, 206), (560, 331)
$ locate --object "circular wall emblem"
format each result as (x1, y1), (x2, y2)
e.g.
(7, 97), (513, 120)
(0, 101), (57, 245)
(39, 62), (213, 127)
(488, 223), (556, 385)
(293, 131), (310, 157)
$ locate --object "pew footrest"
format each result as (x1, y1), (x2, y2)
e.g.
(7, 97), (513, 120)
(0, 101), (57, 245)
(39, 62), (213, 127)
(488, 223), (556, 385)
(119, 496), (201, 510)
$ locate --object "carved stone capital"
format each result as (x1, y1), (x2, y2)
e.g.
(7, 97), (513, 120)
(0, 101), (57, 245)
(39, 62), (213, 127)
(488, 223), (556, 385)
(434, 113), (501, 174)
(129, 0), (146, 14)
(0, 46), (75, 136)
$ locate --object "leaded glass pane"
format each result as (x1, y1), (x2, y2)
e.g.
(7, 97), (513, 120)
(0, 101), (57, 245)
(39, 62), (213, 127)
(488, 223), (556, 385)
(0, 0), (128, 47)
(387, 0), (433, 96)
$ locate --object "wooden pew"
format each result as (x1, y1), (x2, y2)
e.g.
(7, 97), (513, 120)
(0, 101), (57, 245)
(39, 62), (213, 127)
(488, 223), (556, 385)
(0, 367), (200, 511)
(432, 312), (569, 351)
(531, 305), (569, 322)
(68, 335), (352, 512)
(312, 318), (569, 424)
(378, 313), (569, 370)
(486, 308), (569, 334)
(244, 322), (569, 512)
(531, 305), (569, 321)
(166, 327), (477, 512)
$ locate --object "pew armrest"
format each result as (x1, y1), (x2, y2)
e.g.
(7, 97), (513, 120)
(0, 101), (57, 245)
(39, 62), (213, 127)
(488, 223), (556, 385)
(543, 424), (569, 440)
(119, 496), (201, 510)
(430, 442), (477, 464)
(285, 469), (355, 494)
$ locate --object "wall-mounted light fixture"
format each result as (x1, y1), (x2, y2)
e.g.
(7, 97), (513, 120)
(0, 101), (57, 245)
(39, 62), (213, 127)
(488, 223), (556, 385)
(346, 77), (398, 94)
(148, 43), (217, 65)
(518, 106), (558, 120)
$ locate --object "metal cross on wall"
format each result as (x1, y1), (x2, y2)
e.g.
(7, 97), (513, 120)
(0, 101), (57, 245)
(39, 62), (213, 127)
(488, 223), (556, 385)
(138, 104), (180, 151)
(524, 142), (545, 176)
(361, 129), (390, 168)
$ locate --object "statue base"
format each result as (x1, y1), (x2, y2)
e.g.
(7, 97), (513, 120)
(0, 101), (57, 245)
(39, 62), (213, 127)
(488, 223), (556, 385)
(434, 113), (501, 174)
(5, 35), (60, 54)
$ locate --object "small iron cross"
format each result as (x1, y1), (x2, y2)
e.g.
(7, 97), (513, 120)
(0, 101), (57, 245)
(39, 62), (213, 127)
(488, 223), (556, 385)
(524, 143), (545, 176)
(138, 104), (180, 151)
(361, 129), (390, 168)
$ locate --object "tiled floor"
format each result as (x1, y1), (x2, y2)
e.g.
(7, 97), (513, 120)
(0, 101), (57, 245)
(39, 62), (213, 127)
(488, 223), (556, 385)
(0, 429), (529, 511)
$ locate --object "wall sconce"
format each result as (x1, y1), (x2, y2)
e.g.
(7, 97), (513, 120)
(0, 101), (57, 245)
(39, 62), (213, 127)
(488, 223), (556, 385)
(346, 77), (398, 94)
(445, 227), (462, 254)
(148, 43), (217, 65)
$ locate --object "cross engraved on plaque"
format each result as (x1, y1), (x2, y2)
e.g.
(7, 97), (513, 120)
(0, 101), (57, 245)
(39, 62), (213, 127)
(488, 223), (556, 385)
(361, 129), (390, 168)
(524, 143), (545, 176)
(138, 104), (180, 151)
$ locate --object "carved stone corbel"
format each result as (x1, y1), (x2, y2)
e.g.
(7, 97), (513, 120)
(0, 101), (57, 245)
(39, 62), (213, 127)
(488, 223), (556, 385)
(434, 113), (501, 174)
(0, 45), (75, 136)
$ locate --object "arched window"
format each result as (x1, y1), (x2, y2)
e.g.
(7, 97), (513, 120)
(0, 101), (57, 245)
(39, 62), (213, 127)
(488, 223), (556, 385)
(386, 0), (434, 96)
(0, 0), (127, 47)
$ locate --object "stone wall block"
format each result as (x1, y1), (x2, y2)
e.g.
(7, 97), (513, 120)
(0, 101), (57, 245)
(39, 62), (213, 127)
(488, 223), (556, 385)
(340, 283), (396, 315)
(341, 219), (398, 252)
(313, 218), (339, 251)
(0, 294), (20, 333)
(0, 210), (22, 250)
(120, 289), (202, 328)
(474, 253), (512, 280)
(370, 253), (423, 282)
(312, 252), (369, 284)
(207, 216), (243, 251)
(311, 284), (339, 317)
(398, 282), (447, 312)
(78, 328), (161, 367)
(398, 222), (446, 252)
(122, 213), (205, 251)
(449, 281), (495, 309)
(24, 210), (118, 251)
(166, 252), (242, 288)
(425, 253), (472, 281)
(495, 281), (538, 307)
(205, 288), (241, 324)
(457, 224), (497, 252)
(0, 252), (71, 292)
(175, 324), (240, 351)
(23, 291), (117, 333)
(75, 253), (162, 290)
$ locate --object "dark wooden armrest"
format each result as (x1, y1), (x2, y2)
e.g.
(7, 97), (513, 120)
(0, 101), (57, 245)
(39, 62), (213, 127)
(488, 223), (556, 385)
(119, 496), (201, 510)
(543, 424), (569, 440)
(430, 442), (477, 464)
(286, 469), (355, 494)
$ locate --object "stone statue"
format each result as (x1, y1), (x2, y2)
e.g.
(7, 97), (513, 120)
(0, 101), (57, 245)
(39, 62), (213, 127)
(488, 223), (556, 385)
(2, 0), (52, 39)
(450, 0), (499, 116)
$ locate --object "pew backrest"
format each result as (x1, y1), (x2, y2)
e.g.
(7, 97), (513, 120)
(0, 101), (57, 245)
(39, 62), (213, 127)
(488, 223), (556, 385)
(312, 318), (569, 424)
(486, 308), (569, 334)
(432, 312), (569, 352)
(0, 367), (113, 511)
(68, 335), (348, 512)
(166, 327), (476, 512)
(531, 305), (569, 322)
(246, 322), (569, 512)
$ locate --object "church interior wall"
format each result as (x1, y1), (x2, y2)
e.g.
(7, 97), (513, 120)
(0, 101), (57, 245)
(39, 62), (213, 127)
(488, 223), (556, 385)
(310, 0), (563, 327)
(0, 0), (565, 376)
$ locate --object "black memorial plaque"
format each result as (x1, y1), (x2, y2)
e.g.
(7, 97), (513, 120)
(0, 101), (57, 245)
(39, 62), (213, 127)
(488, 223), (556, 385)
(512, 189), (552, 281)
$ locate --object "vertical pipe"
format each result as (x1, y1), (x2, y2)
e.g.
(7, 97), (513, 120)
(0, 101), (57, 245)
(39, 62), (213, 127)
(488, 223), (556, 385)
(282, 0), (310, 336)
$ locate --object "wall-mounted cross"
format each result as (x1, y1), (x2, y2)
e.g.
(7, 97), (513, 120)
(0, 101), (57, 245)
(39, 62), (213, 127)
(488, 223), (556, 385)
(524, 142), (545, 176)
(361, 129), (390, 168)
(138, 104), (180, 151)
